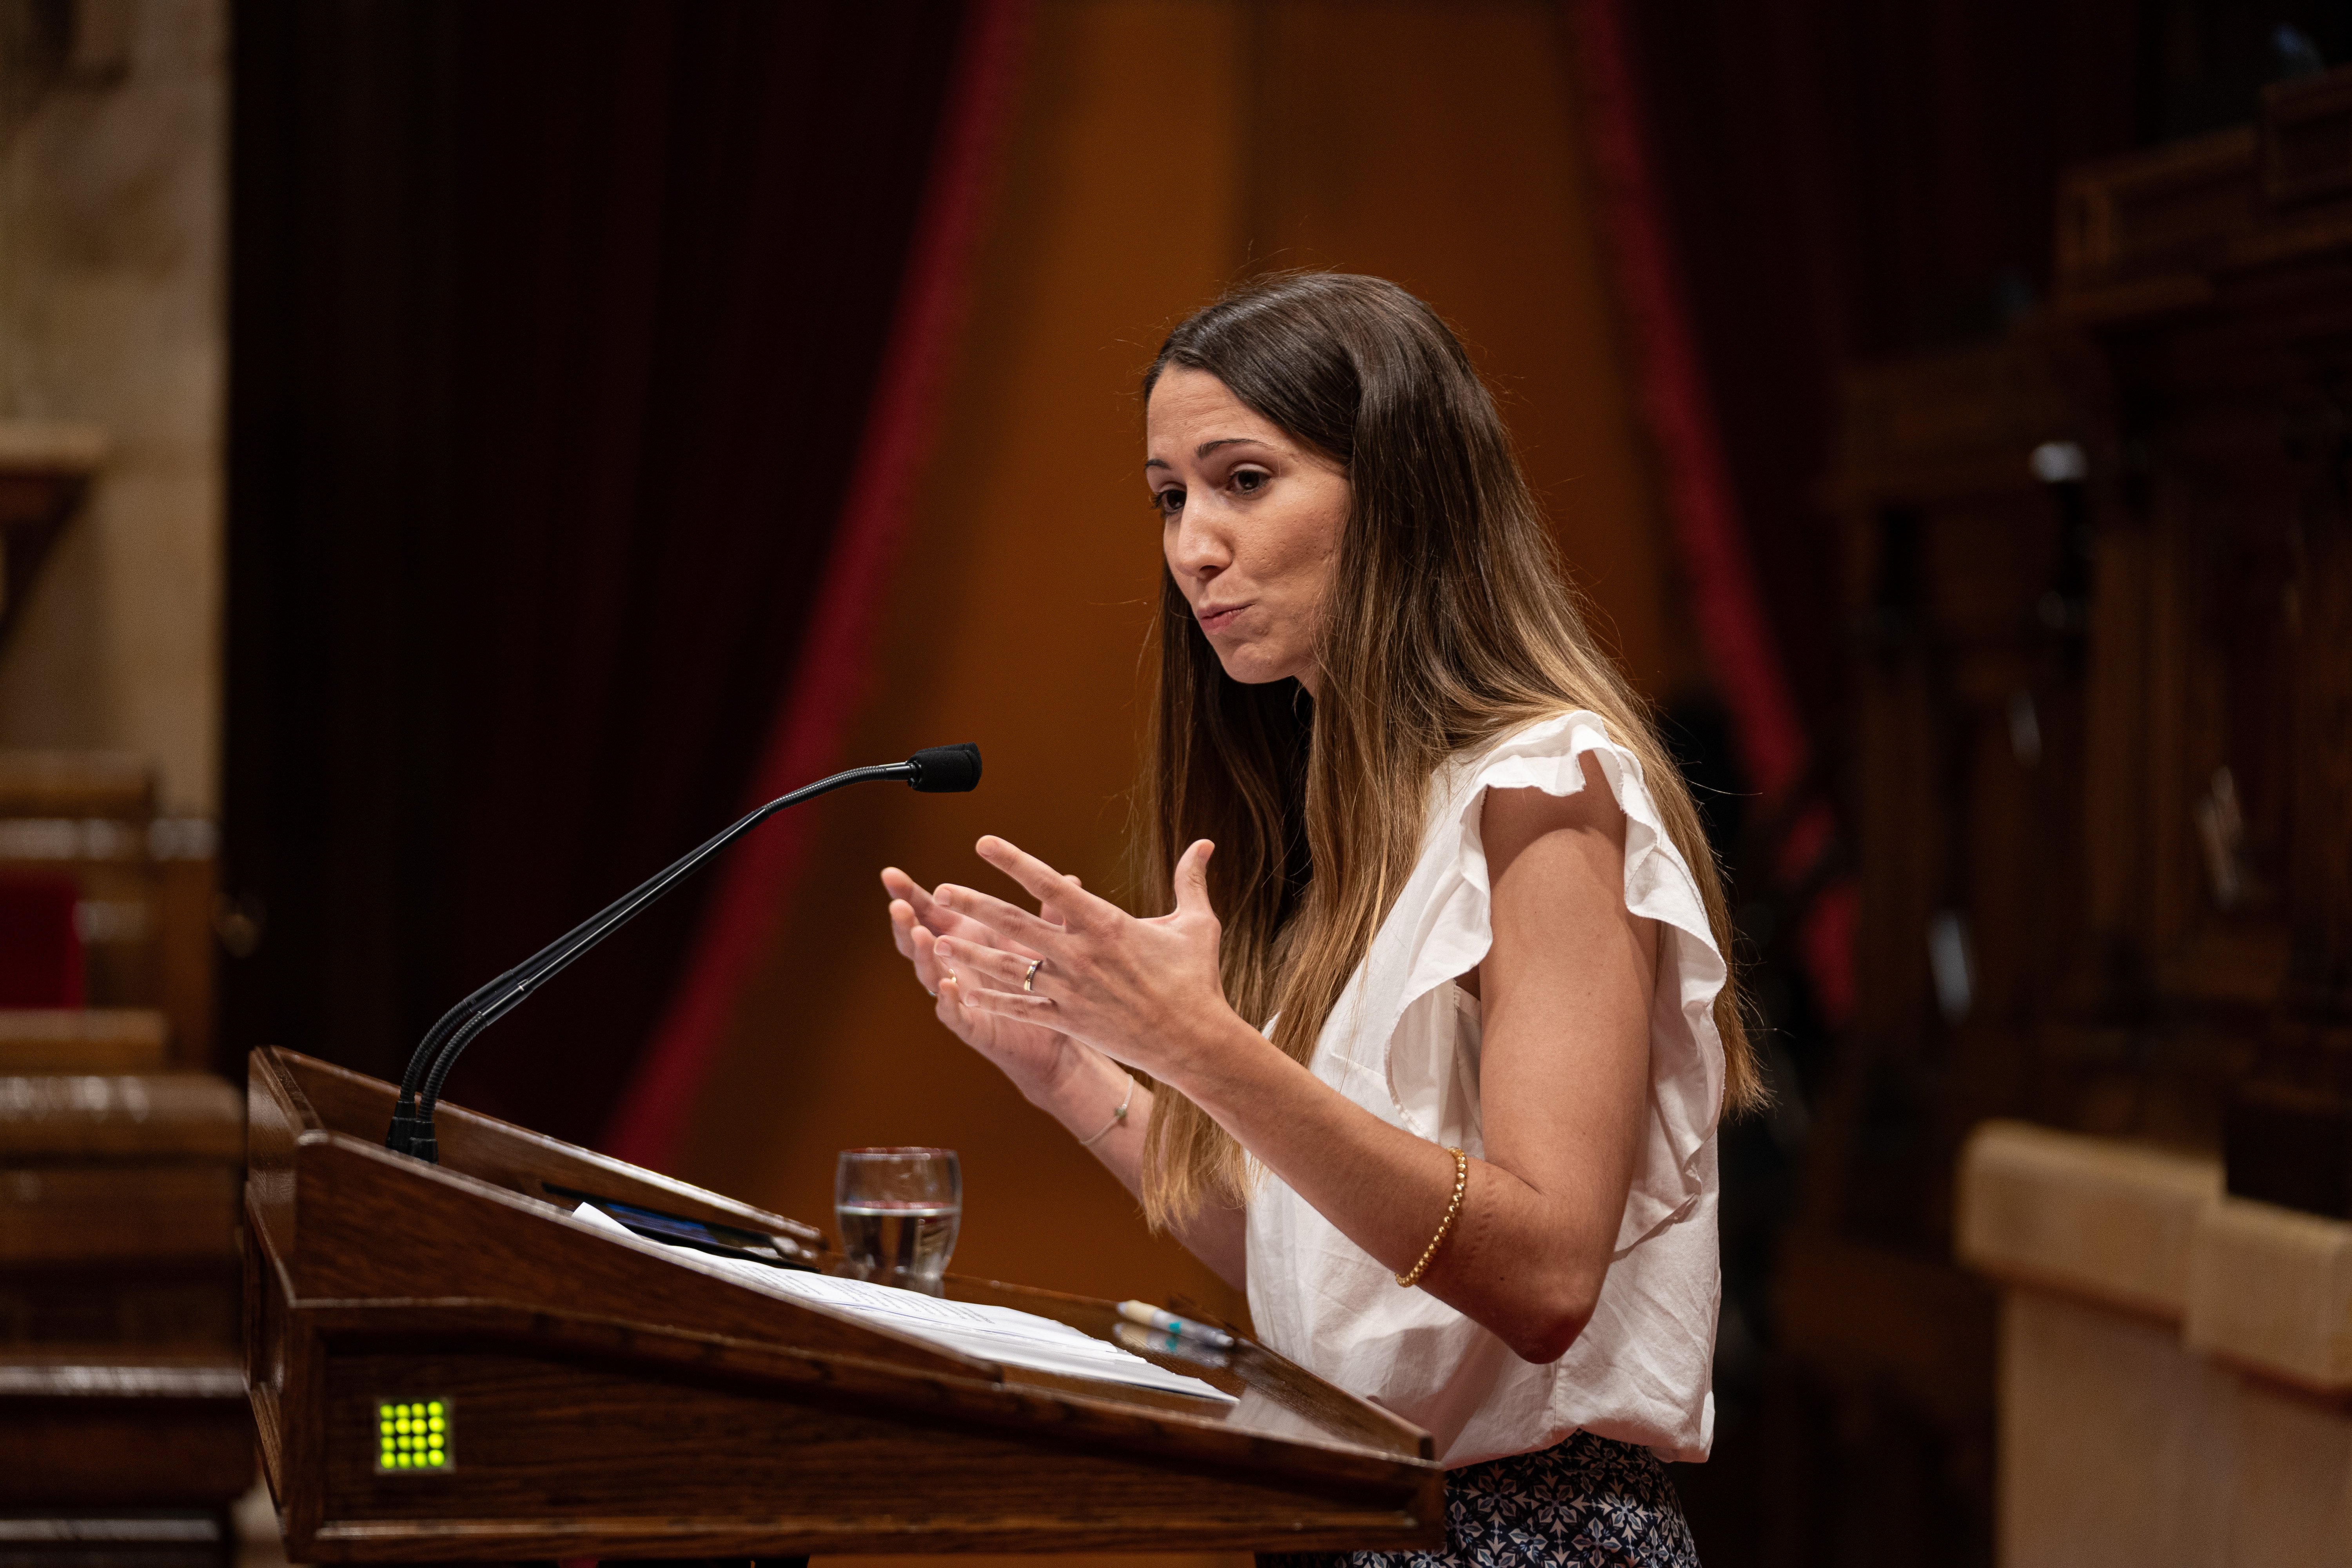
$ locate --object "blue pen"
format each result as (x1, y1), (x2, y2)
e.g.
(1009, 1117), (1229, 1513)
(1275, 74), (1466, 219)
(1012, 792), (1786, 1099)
(1113, 1321), (1230, 1368)
(1116, 1298), (1237, 1349)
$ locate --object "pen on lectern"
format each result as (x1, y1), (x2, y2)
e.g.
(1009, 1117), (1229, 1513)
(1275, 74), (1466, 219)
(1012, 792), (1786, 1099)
(1113, 1320), (1231, 1369)
(1116, 1299), (1237, 1348)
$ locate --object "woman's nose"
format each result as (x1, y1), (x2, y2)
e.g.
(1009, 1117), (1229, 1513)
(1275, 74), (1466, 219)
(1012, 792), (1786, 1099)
(1168, 514), (1230, 581)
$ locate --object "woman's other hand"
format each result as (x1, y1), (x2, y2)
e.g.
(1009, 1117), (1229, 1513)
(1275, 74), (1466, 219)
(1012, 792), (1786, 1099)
(888, 853), (1252, 1292)
(880, 866), (1091, 1102)
(929, 836), (1234, 1081)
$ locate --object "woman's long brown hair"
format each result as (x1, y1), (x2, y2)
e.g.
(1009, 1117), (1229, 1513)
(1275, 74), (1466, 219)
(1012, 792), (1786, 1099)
(1132, 273), (1762, 1230)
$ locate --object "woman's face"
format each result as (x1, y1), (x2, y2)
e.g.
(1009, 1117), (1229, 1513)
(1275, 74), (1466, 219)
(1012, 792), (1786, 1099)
(1146, 366), (1348, 696)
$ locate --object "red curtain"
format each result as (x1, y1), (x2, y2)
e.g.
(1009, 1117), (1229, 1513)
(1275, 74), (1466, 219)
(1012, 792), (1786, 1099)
(223, 2), (990, 1145)
(605, 0), (1029, 1168)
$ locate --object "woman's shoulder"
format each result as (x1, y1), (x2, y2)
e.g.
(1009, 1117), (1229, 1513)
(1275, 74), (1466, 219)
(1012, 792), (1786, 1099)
(1426, 708), (1700, 931)
(1441, 709), (1647, 807)
(1475, 750), (1626, 848)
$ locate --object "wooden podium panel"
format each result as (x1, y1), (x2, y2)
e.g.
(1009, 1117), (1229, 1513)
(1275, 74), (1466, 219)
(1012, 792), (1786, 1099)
(246, 1048), (1444, 1559)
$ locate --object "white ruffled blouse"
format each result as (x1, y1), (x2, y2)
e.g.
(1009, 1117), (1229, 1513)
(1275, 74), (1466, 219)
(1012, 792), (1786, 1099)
(1243, 711), (1727, 1467)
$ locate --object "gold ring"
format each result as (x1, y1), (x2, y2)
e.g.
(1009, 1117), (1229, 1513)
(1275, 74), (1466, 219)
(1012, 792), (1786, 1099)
(1022, 958), (1043, 993)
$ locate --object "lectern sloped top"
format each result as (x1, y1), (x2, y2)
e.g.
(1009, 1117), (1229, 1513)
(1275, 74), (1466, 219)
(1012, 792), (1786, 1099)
(244, 1047), (1444, 1559)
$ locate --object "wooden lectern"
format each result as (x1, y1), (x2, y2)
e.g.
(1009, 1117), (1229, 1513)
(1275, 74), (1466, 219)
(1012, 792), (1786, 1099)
(245, 1047), (1445, 1559)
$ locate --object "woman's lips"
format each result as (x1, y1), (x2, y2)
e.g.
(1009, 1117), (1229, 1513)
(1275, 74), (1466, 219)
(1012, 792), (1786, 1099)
(1195, 602), (1249, 635)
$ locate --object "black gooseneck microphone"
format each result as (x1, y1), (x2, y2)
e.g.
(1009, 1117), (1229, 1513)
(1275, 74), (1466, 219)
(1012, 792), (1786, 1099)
(385, 743), (982, 1162)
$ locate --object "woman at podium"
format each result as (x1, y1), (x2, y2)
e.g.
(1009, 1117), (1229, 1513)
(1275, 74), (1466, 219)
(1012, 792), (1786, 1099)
(882, 272), (1752, 1568)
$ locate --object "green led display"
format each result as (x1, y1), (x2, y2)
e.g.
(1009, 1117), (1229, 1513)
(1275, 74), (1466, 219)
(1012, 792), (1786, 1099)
(373, 1398), (453, 1474)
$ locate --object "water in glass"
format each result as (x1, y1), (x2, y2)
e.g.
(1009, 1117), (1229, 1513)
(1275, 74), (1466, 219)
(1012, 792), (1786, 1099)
(835, 1147), (960, 1293)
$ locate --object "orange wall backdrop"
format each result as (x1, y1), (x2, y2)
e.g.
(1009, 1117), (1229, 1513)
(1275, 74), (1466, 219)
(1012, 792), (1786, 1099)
(1243, 1), (1701, 697)
(666, 7), (1690, 1564)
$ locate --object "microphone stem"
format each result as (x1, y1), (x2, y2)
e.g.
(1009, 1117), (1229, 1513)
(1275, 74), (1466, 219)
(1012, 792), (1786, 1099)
(391, 760), (913, 1159)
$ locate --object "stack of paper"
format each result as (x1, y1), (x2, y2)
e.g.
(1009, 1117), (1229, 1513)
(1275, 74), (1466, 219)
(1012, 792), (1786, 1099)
(570, 1203), (1233, 1404)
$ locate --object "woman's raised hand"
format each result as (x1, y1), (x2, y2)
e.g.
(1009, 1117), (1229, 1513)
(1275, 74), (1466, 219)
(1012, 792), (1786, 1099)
(931, 836), (1234, 1084)
(881, 866), (1090, 1100)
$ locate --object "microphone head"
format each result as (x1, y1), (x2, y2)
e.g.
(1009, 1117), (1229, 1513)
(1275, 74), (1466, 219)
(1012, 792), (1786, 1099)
(907, 743), (982, 793)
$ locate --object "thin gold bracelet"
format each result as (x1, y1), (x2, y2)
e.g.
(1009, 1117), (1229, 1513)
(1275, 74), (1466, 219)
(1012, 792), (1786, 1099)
(1396, 1146), (1469, 1289)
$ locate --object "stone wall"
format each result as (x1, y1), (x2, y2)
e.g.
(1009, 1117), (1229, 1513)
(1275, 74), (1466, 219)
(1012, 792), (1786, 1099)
(0, 0), (225, 815)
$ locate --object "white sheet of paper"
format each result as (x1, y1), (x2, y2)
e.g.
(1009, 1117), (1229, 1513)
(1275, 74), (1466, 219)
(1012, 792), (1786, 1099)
(570, 1202), (1234, 1404)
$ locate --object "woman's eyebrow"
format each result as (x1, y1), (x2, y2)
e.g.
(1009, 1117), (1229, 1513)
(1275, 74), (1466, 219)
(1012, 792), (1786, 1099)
(1145, 437), (1271, 472)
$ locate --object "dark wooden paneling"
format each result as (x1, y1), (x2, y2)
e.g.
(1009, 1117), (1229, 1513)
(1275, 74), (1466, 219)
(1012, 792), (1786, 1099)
(0, 1357), (252, 1507)
(1, 1047), (251, 1510)
(0, 1165), (239, 1267)
(1794, 59), (2352, 1567)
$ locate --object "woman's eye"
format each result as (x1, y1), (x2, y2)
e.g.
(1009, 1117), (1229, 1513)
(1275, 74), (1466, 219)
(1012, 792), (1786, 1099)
(1232, 469), (1269, 494)
(1152, 488), (1184, 517)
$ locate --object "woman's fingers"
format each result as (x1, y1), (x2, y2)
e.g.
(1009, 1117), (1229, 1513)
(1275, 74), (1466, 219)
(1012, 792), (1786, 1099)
(885, 868), (964, 937)
(884, 881), (967, 1002)
(886, 866), (1047, 960)
(952, 975), (1061, 1026)
(974, 837), (1123, 930)
(893, 909), (949, 997)
(887, 897), (912, 957)
(888, 901), (954, 993)
(887, 898), (943, 1000)
(913, 923), (951, 997)
(934, 933), (1051, 998)
(1172, 839), (1217, 917)
(881, 866), (931, 918)
(1038, 872), (1082, 928)
(887, 897), (926, 961)
(884, 867), (971, 938)
(933, 878), (1068, 949)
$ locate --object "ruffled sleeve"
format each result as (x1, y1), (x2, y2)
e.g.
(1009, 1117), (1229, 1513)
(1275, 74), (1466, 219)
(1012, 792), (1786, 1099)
(1342, 711), (1729, 1255)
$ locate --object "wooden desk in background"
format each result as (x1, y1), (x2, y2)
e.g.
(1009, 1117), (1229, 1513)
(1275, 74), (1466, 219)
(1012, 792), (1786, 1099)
(0, 1008), (253, 1564)
(1959, 1122), (2352, 1568)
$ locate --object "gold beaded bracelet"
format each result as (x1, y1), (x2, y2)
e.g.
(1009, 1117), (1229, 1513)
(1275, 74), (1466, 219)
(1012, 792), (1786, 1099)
(1396, 1146), (1469, 1289)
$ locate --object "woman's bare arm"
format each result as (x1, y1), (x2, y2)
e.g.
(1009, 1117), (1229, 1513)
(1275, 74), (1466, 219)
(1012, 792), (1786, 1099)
(931, 751), (1653, 1363)
(1023, 1051), (1249, 1290)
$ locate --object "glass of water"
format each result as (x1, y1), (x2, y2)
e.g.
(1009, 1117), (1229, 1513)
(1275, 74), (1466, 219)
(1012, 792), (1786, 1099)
(834, 1147), (961, 1294)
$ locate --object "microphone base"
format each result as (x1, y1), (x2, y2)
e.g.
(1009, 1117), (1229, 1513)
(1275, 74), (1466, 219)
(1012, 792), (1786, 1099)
(384, 1111), (440, 1164)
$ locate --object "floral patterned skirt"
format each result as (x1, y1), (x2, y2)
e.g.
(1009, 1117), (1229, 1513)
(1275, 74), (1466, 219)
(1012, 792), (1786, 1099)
(1260, 1430), (1701, 1568)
